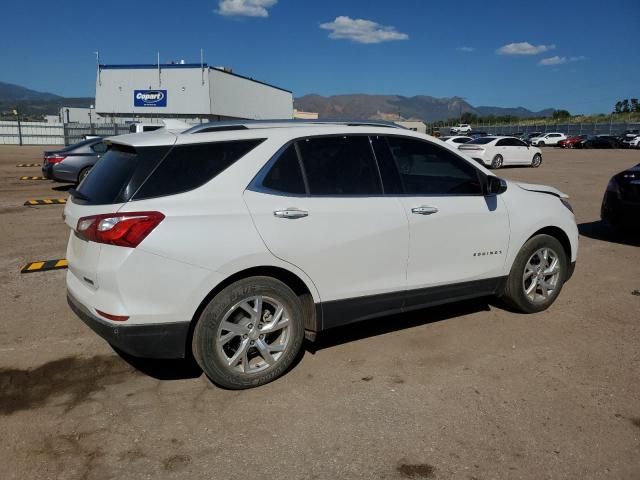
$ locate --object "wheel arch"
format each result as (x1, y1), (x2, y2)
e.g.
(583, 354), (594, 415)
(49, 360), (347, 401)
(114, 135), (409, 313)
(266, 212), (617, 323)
(528, 226), (572, 261)
(186, 266), (319, 357)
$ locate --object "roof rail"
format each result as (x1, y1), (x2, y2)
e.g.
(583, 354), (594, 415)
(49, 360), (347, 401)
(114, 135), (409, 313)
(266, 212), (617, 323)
(183, 119), (406, 134)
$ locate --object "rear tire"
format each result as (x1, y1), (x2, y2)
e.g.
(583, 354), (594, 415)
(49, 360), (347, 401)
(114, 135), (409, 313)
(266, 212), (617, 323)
(490, 154), (503, 169)
(77, 167), (91, 184)
(501, 234), (568, 313)
(192, 276), (305, 389)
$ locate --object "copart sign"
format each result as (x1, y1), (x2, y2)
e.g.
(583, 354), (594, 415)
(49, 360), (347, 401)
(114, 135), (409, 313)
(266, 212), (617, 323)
(134, 90), (167, 107)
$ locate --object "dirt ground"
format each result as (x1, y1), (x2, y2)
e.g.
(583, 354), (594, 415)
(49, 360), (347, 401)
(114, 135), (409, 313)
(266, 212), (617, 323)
(0, 145), (639, 480)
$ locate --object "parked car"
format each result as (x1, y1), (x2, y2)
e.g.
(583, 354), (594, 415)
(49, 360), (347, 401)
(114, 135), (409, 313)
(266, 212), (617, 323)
(601, 163), (640, 232)
(128, 122), (164, 133)
(529, 133), (567, 146)
(450, 124), (472, 134)
(521, 132), (544, 144)
(458, 136), (543, 169)
(469, 131), (490, 138)
(64, 120), (578, 389)
(441, 135), (472, 145)
(42, 137), (107, 184)
(575, 135), (622, 149)
(622, 134), (640, 149)
(558, 135), (587, 148)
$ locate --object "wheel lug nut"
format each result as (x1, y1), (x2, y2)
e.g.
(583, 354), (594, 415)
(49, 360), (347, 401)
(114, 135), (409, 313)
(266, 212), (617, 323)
(259, 334), (264, 339)
(242, 334), (248, 339)
(258, 324), (263, 329)
(247, 323), (253, 329)
(250, 340), (255, 345)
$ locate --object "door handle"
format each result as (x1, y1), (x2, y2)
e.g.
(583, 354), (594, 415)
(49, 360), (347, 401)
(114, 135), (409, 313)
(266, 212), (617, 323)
(411, 206), (438, 215)
(273, 208), (309, 219)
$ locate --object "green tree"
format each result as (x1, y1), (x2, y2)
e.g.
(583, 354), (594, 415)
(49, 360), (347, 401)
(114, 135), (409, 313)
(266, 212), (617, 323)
(552, 109), (571, 119)
(631, 98), (639, 112)
(622, 99), (631, 113)
(614, 101), (623, 114)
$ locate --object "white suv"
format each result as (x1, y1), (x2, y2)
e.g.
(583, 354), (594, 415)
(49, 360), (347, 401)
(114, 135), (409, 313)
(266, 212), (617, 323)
(529, 132), (567, 146)
(64, 121), (578, 389)
(450, 124), (472, 134)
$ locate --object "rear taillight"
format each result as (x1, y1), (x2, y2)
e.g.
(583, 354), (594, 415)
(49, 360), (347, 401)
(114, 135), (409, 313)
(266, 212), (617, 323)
(46, 154), (66, 164)
(76, 211), (165, 248)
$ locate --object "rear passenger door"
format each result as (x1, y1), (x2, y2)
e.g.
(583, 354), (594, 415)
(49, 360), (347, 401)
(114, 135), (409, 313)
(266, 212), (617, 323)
(375, 135), (510, 297)
(244, 135), (409, 310)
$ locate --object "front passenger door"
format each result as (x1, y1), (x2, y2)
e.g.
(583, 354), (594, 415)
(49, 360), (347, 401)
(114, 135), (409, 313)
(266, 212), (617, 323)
(378, 136), (510, 294)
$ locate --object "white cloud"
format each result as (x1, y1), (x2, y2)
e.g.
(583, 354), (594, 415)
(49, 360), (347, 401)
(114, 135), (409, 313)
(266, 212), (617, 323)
(497, 42), (555, 55)
(456, 46), (475, 52)
(216, 0), (277, 17)
(538, 55), (567, 66)
(320, 16), (409, 44)
(538, 55), (586, 66)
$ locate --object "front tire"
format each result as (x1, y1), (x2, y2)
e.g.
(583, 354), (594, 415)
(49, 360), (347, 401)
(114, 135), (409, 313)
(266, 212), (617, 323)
(490, 154), (503, 169)
(531, 153), (542, 168)
(501, 234), (568, 313)
(192, 276), (305, 389)
(537, 141), (545, 147)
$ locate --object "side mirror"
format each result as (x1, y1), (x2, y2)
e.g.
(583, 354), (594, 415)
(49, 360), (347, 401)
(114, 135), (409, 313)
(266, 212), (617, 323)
(486, 176), (507, 195)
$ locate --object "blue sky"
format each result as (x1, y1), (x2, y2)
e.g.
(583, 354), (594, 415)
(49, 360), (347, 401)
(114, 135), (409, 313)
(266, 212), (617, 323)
(2, 0), (638, 114)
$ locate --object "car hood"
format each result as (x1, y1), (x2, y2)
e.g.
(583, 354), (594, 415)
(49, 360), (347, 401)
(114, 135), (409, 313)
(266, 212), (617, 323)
(515, 182), (569, 199)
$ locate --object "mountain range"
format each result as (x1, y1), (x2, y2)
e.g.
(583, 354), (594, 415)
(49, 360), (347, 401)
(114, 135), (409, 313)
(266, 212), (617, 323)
(294, 94), (555, 123)
(0, 81), (93, 117)
(0, 81), (555, 122)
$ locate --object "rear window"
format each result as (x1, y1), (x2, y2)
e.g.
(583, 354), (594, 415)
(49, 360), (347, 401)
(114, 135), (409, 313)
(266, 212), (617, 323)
(75, 144), (171, 205)
(75, 139), (263, 205)
(466, 137), (495, 145)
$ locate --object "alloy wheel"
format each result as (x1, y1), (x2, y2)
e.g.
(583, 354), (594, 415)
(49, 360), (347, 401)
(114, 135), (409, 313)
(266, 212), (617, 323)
(216, 295), (291, 374)
(522, 248), (561, 303)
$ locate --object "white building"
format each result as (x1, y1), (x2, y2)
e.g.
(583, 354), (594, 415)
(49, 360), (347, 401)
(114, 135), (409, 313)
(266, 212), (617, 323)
(94, 63), (293, 122)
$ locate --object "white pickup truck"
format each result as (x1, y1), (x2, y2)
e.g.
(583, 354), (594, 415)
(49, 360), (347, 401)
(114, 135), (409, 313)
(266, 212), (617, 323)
(450, 124), (472, 134)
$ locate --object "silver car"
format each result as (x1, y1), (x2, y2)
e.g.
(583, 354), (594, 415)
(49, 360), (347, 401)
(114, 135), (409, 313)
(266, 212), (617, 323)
(42, 138), (107, 183)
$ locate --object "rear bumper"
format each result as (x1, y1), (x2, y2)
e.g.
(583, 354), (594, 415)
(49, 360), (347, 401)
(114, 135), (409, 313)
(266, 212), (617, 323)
(67, 291), (190, 359)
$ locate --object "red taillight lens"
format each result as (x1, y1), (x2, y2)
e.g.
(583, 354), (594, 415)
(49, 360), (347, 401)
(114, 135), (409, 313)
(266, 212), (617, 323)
(47, 154), (66, 164)
(76, 211), (165, 248)
(95, 309), (129, 322)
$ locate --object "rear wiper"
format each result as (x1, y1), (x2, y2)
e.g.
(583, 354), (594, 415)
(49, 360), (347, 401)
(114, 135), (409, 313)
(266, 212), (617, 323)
(69, 188), (91, 202)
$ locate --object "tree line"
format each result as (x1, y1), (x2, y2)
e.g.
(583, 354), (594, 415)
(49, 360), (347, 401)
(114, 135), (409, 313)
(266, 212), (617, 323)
(614, 99), (639, 113)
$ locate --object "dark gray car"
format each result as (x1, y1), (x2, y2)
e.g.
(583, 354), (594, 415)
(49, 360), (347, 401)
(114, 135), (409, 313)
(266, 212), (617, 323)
(42, 138), (107, 183)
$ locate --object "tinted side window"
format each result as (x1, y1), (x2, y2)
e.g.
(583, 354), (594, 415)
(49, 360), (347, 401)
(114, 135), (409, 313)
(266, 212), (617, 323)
(385, 136), (482, 195)
(91, 142), (107, 154)
(297, 136), (382, 195)
(371, 135), (403, 194)
(134, 139), (264, 200)
(262, 144), (306, 195)
(496, 139), (510, 146)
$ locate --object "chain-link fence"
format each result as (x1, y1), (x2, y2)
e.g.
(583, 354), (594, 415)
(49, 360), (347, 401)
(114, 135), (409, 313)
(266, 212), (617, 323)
(436, 122), (640, 137)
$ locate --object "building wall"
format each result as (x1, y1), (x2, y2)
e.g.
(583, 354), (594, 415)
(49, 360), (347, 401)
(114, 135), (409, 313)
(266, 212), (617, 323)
(95, 66), (211, 116)
(95, 64), (292, 120)
(208, 68), (292, 120)
(395, 121), (427, 133)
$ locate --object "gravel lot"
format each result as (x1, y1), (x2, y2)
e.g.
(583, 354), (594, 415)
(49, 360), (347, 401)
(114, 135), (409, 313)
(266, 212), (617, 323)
(1, 145), (639, 480)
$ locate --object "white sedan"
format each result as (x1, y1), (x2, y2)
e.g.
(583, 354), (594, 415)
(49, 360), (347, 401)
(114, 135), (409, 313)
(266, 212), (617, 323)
(440, 135), (472, 145)
(458, 136), (543, 169)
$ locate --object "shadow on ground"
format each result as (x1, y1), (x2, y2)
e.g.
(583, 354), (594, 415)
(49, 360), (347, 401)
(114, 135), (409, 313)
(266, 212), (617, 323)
(310, 298), (492, 353)
(114, 349), (202, 381)
(579, 221), (640, 247)
(51, 184), (73, 192)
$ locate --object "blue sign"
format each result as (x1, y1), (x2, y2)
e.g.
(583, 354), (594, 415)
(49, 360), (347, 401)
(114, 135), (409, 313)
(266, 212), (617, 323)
(134, 90), (167, 107)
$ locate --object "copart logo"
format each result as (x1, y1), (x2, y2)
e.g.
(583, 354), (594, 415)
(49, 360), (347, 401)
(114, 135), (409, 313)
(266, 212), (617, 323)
(134, 90), (167, 107)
